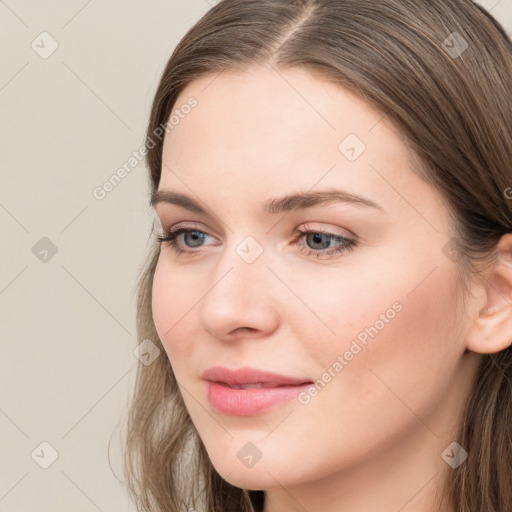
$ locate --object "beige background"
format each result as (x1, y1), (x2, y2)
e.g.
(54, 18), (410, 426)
(0, 1), (510, 510)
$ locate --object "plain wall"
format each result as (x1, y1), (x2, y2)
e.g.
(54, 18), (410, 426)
(0, 1), (510, 510)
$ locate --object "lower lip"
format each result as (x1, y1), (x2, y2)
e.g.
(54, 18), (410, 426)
(206, 381), (313, 416)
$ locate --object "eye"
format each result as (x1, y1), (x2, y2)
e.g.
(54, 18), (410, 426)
(156, 225), (217, 256)
(290, 227), (355, 259)
(156, 223), (356, 259)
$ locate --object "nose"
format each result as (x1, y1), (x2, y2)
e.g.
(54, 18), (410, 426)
(198, 246), (280, 342)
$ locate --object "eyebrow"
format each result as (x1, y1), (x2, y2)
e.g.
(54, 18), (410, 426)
(150, 188), (383, 215)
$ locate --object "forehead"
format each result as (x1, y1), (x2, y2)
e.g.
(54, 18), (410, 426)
(159, 65), (431, 216)
(166, 65), (403, 154)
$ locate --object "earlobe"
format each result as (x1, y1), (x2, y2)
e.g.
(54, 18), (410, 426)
(467, 306), (512, 354)
(465, 233), (512, 355)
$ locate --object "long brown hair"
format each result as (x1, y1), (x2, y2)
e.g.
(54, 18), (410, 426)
(123, 1), (512, 511)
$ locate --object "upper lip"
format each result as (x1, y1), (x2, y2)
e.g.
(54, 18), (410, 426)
(202, 366), (313, 387)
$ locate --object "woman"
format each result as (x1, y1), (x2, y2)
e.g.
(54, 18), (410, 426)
(123, 1), (512, 511)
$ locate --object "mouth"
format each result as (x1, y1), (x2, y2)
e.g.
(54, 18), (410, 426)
(205, 381), (314, 416)
(215, 381), (312, 390)
(202, 366), (315, 416)
(202, 365), (313, 387)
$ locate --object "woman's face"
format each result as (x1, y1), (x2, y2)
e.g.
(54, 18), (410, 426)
(151, 65), (481, 506)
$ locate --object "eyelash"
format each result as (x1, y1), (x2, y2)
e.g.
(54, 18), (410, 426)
(156, 225), (356, 259)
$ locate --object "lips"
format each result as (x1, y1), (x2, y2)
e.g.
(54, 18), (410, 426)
(202, 366), (314, 415)
(202, 366), (312, 387)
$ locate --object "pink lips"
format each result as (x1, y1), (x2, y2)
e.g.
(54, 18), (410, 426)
(202, 366), (314, 416)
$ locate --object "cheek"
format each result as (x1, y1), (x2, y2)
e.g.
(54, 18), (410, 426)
(317, 259), (462, 421)
(151, 260), (171, 342)
(292, 243), (463, 404)
(151, 258), (197, 367)
(273, 262), (464, 479)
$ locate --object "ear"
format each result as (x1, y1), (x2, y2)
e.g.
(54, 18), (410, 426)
(466, 233), (512, 354)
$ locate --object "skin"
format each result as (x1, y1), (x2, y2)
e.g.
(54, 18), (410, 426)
(151, 64), (512, 512)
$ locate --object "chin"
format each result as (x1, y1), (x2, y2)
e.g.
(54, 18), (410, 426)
(219, 468), (275, 491)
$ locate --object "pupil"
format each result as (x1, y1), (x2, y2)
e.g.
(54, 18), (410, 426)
(186, 231), (203, 247)
(309, 233), (329, 249)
